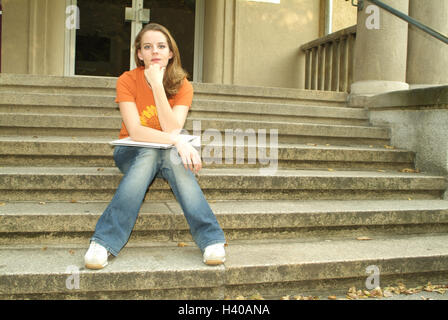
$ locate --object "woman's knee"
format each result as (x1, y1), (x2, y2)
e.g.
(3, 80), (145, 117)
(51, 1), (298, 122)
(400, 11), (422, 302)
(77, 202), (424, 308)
(115, 147), (161, 175)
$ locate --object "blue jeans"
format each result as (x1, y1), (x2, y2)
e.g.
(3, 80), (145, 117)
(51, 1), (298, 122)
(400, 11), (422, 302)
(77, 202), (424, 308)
(91, 146), (226, 256)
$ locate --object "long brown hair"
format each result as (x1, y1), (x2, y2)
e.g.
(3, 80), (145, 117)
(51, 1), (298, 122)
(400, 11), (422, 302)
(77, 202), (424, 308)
(134, 23), (189, 98)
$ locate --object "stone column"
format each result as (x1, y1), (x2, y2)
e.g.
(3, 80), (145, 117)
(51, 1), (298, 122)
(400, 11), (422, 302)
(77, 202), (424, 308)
(351, 0), (409, 95)
(407, 0), (448, 88)
(202, 0), (236, 85)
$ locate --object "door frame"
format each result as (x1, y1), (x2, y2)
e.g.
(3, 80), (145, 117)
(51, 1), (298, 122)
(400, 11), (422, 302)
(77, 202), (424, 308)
(64, 0), (204, 81)
(0, 0), (3, 73)
(64, 0), (77, 76)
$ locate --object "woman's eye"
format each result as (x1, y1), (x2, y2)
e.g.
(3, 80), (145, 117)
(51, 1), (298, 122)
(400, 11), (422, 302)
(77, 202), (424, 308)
(143, 45), (151, 50)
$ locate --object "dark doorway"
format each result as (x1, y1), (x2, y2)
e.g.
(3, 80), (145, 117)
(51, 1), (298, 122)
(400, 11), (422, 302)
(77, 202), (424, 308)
(0, 0), (3, 73)
(75, 0), (195, 78)
(143, 0), (196, 79)
(75, 0), (132, 77)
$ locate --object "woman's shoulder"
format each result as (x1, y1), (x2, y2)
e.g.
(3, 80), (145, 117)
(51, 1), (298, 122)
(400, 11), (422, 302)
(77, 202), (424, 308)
(178, 77), (193, 94)
(117, 67), (144, 84)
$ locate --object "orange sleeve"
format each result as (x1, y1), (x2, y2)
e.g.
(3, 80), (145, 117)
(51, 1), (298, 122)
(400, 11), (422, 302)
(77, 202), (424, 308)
(172, 79), (193, 108)
(115, 72), (137, 103)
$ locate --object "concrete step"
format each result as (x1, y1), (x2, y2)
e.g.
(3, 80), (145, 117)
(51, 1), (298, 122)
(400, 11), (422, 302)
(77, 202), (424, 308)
(0, 136), (415, 170)
(0, 73), (348, 107)
(191, 100), (368, 126)
(0, 73), (117, 96)
(1, 233), (448, 299)
(0, 91), (365, 125)
(1, 200), (448, 245)
(0, 113), (390, 146)
(0, 167), (445, 202)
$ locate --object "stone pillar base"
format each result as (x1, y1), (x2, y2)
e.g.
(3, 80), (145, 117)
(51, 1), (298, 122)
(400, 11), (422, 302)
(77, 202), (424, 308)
(350, 80), (409, 96)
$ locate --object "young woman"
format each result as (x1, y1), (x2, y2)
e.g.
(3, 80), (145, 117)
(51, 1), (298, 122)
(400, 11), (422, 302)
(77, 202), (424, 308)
(84, 23), (226, 269)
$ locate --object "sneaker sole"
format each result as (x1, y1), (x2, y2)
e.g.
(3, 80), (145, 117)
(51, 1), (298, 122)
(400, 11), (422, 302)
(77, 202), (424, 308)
(85, 262), (108, 270)
(204, 259), (225, 266)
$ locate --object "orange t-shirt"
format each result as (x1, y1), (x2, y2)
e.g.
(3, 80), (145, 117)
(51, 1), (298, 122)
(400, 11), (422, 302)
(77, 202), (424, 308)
(115, 66), (193, 139)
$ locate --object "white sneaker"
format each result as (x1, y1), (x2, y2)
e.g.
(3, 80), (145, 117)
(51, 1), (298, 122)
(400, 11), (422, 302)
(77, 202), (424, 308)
(203, 243), (226, 265)
(84, 241), (109, 270)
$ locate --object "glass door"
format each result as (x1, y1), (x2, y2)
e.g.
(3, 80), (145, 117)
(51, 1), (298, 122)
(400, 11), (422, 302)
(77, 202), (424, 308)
(73, 0), (197, 79)
(75, 0), (132, 77)
(0, 0), (3, 73)
(142, 0), (196, 79)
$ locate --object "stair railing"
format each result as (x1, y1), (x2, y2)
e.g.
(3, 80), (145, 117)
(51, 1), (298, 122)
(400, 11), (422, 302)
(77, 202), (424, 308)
(301, 0), (448, 93)
(300, 25), (356, 93)
(351, 0), (448, 45)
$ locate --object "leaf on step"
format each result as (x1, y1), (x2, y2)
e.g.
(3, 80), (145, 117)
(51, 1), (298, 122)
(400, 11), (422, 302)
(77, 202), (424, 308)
(369, 145), (374, 148)
(249, 293), (264, 300)
(370, 287), (383, 297)
(384, 145), (395, 149)
(33, 136), (38, 139)
(70, 199), (77, 203)
(281, 295), (290, 300)
(97, 168), (104, 172)
(39, 201), (46, 205)
(424, 282), (435, 292)
(307, 143), (317, 146)
(235, 295), (246, 300)
(377, 170), (385, 172)
(68, 249), (75, 255)
(0, 202), (5, 206)
(385, 286), (401, 295)
(177, 242), (189, 247)
(328, 168), (334, 172)
(328, 295), (337, 300)
(435, 288), (447, 294)
(401, 168), (420, 173)
(383, 290), (394, 298)
(363, 290), (371, 297)
(356, 236), (372, 241)
(348, 286), (357, 294)
(41, 247), (47, 251)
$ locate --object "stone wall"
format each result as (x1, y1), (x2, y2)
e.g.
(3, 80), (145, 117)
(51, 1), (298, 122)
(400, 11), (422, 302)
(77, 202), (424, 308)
(368, 86), (448, 182)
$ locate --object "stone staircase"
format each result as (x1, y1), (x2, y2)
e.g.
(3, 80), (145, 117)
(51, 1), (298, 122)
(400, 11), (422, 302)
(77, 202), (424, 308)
(0, 73), (447, 299)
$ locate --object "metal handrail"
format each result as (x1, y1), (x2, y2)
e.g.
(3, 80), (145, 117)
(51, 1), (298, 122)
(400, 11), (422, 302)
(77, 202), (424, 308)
(349, 0), (448, 45)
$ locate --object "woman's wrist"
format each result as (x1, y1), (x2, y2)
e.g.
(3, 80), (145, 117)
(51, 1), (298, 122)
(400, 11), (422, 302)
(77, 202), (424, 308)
(169, 132), (181, 146)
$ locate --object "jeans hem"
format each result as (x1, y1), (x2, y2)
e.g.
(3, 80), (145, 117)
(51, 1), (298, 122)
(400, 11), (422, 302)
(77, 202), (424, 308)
(90, 237), (119, 257)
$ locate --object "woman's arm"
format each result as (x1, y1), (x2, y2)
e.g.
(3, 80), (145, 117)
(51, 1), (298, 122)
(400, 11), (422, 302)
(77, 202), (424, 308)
(145, 64), (189, 133)
(119, 101), (179, 144)
(119, 101), (202, 173)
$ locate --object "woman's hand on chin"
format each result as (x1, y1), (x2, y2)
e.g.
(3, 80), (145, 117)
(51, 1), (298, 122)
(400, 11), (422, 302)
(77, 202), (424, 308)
(144, 63), (165, 88)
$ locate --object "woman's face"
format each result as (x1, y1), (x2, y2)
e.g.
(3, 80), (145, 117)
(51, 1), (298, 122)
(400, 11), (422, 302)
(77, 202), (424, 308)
(137, 30), (173, 68)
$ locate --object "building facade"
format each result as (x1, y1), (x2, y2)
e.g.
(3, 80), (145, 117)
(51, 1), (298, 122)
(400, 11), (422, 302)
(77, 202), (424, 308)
(0, 0), (446, 91)
(0, 0), (358, 89)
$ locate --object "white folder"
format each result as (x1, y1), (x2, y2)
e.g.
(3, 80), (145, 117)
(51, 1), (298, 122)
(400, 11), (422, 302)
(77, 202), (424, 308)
(109, 134), (201, 149)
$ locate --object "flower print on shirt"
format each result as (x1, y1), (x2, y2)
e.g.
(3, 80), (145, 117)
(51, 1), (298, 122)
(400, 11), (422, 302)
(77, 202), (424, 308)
(139, 105), (162, 131)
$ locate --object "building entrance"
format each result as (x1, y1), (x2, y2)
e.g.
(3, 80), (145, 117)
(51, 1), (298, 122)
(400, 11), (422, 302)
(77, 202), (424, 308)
(74, 0), (196, 79)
